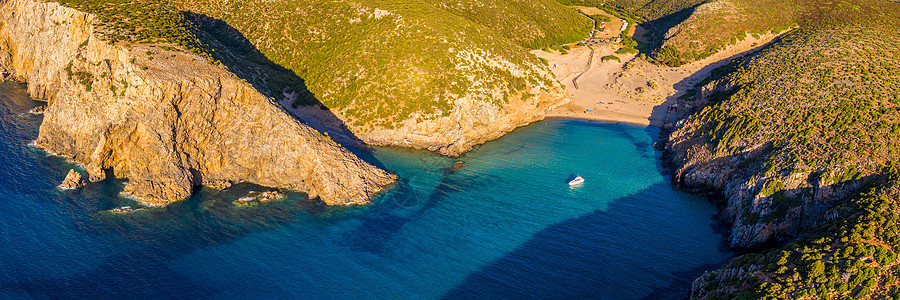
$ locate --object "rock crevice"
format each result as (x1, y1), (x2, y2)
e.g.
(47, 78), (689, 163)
(0, 0), (395, 206)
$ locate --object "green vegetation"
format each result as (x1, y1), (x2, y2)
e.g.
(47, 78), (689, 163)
(168, 0), (591, 128)
(651, 0), (900, 66)
(40, 0), (900, 297)
(675, 0), (900, 297)
(684, 26), (900, 175)
(554, 0), (805, 66)
(601, 55), (621, 62)
(48, 0), (213, 61)
(615, 37), (640, 54)
(558, 0), (743, 24)
(696, 181), (900, 299)
(587, 14), (611, 23)
(652, 0), (801, 66)
(47, 0), (591, 128)
(64, 61), (93, 91)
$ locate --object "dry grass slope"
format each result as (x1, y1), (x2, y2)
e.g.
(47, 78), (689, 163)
(168, 0), (591, 129)
(676, 0), (900, 298)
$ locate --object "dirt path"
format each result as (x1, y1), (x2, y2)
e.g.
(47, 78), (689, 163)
(572, 16), (597, 90)
(534, 29), (788, 126)
(572, 44), (594, 90)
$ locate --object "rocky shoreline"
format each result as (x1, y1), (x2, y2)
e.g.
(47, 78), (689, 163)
(653, 26), (897, 296)
(0, 0), (395, 206)
(659, 72), (864, 250)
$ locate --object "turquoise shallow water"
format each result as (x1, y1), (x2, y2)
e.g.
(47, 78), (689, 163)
(0, 82), (733, 299)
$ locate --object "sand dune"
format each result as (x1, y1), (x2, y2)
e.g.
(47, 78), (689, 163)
(534, 28), (787, 127)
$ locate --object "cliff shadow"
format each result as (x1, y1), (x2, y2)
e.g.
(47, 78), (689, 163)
(338, 158), (465, 253)
(182, 12), (386, 169)
(440, 182), (735, 299)
(0, 75), (351, 298)
(648, 33), (787, 135)
(634, 5), (700, 56)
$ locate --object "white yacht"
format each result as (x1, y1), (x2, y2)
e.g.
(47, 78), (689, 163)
(568, 176), (585, 186)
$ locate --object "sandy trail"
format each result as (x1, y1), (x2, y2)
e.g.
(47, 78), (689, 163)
(535, 28), (787, 127)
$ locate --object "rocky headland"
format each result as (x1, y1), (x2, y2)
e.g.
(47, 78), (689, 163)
(0, 0), (395, 206)
(169, 0), (590, 157)
(659, 2), (900, 295)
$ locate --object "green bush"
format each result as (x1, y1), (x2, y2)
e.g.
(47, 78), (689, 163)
(601, 55), (621, 62)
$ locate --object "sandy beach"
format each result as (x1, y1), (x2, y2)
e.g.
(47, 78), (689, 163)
(534, 22), (787, 127)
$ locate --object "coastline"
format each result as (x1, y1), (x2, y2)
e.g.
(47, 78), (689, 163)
(543, 115), (656, 128)
(534, 28), (790, 130)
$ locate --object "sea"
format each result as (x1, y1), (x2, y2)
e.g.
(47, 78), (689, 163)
(0, 82), (733, 299)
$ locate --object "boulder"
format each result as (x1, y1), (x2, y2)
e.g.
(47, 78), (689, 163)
(59, 169), (86, 189)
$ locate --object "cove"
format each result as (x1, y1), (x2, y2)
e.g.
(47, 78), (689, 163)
(0, 82), (733, 299)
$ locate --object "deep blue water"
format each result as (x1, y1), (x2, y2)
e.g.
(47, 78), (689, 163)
(0, 82), (733, 299)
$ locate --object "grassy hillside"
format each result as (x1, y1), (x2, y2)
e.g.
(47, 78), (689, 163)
(674, 1), (900, 182)
(46, 0), (214, 61)
(670, 0), (900, 297)
(556, 0), (706, 21)
(552, 0), (794, 66)
(653, 0), (800, 66)
(432, 1), (592, 49)
(165, 0), (591, 129)
(653, 0), (900, 66)
(44, 0), (590, 130)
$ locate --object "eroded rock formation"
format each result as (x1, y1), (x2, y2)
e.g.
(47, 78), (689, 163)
(352, 89), (567, 156)
(59, 169), (86, 189)
(0, 0), (395, 206)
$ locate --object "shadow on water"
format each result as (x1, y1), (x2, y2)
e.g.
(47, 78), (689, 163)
(641, 214), (736, 300)
(182, 12), (387, 170)
(639, 263), (726, 300)
(339, 159), (465, 254)
(0, 182), (344, 298)
(0, 83), (332, 297)
(0, 46), (391, 297)
(0, 85), (347, 296)
(441, 182), (733, 300)
(0, 14), (399, 297)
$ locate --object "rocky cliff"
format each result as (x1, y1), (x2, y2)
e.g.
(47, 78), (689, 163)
(658, 1), (900, 296)
(300, 86), (567, 156)
(0, 0), (395, 206)
(170, 0), (582, 157)
(665, 18), (900, 249)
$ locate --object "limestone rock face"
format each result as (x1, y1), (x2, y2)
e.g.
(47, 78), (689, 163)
(287, 72), (567, 157)
(0, 0), (395, 206)
(355, 89), (566, 156)
(59, 169), (86, 189)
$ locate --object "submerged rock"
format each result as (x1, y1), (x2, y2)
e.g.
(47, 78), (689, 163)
(234, 190), (286, 207)
(109, 206), (138, 214)
(29, 105), (45, 114)
(59, 169), (86, 189)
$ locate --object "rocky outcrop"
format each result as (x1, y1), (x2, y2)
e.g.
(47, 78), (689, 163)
(276, 55), (567, 157)
(0, 0), (395, 206)
(234, 190), (285, 207)
(351, 87), (565, 156)
(59, 169), (86, 189)
(29, 105), (46, 114)
(289, 80), (565, 158)
(666, 78), (864, 249)
(172, 0), (573, 158)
